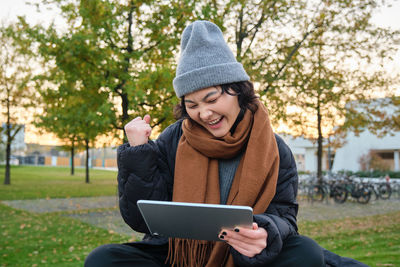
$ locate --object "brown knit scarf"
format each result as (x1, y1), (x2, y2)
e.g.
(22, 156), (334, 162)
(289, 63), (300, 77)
(167, 100), (280, 267)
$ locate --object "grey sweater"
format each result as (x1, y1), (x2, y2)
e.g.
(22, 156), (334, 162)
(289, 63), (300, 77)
(218, 152), (243, 204)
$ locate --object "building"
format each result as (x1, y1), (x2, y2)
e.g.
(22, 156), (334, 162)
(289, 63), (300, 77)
(0, 123), (26, 164)
(332, 130), (400, 172)
(0, 122), (118, 167)
(332, 97), (400, 172)
(1, 123), (26, 153)
(280, 134), (330, 173)
(281, 130), (400, 173)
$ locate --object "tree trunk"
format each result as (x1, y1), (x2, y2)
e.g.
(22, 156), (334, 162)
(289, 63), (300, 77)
(327, 137), (332, 172)
(4, 90), (11, 185)
(70, 140), (75, 176)
(317, 103), (323, 184)
(85, 138), (89, 184)
(121, 92), (129, 143)
(4, 141), (11, 185)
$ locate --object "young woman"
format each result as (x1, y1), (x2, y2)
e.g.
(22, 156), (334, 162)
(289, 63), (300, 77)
(85, 20), (367, 267)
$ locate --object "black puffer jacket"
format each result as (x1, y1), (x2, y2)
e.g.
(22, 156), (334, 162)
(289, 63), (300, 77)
(117, 120), (367, 267)
(118, 119), (297, 265)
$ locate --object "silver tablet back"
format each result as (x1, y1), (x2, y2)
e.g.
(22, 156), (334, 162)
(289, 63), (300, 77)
(137, 200), (253, 241)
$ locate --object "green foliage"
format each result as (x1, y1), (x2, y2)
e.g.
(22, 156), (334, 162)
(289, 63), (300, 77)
(0, 204), (131, 267)
(0, 165), (118, 200)
(251, 0), (399, 179)
(344, 96), (400, 138)
(7, 0), (400, 146)
(336, 169), (400, 178)
(260, 0), (399, 136)
(12, 0), (202, 141)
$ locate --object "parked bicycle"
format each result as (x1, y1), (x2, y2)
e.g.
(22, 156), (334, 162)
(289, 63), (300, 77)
(300, 173), (399, 204)
(362, 179), (392, 200)
(306, 174), (348, 203)
(331, 176), (371, 204)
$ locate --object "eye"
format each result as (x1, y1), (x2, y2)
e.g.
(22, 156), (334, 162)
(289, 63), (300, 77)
(186, 104), (197, 109)
(208, 98), (218, 103)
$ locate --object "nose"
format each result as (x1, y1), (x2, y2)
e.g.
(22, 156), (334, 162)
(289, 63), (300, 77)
(199, 107), (213, 121)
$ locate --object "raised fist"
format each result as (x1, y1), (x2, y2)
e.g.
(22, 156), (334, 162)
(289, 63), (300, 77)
(124, 114), (152, 147)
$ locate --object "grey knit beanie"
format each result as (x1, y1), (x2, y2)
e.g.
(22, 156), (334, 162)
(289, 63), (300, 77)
(173, 20), (249, 98)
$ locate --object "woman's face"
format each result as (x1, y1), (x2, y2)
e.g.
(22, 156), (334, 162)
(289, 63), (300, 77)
(184, 86), (241, 138)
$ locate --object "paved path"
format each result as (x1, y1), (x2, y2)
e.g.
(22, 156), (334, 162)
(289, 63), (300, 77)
(2, 196), (400, 239)
(2, 196), (118, 213)
(1, 196), (141, 238)
(297, 198), (400, 221)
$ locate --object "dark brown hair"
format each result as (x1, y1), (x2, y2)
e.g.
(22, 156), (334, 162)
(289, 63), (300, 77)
(173, 81), (258, 120)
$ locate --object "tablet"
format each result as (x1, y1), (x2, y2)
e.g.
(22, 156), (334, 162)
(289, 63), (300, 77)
(137, 200), (253, 241)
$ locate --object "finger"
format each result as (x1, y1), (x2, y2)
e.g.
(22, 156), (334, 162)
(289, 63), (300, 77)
(226, 237), (265, 258)
(223, 232), (263, 247)
(222, 227), (267, 247)
(125, 117), (141, 129)
(228, 227), (264, 240)
(143, 114), (151, 124)
(220, 224), (252, 236)
(227, 241), (256, 257)
(220, 229), (251, 244)
(252, 223), (258, 230)
(225, 233), (264, 247)
(144, 126), (152, 137)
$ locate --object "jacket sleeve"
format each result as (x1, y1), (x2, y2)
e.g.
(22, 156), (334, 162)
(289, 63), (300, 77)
(231, 135), (299, 266)
(117, 122), (181, 233)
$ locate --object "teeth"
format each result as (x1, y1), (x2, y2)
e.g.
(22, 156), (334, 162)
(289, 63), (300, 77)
(208, 118), (221, 125)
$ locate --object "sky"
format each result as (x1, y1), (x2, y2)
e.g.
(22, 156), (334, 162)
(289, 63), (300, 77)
(2, 0), (399, 29)
(1, 0), (400, 145)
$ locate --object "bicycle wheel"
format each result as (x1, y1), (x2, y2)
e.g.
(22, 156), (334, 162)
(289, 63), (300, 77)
(332, 185), (347, 204)
(310, 185), (325, 202)
(357, 187), (371, 204)
(368, 184), (379, 200)
(378, 184), (392, 200)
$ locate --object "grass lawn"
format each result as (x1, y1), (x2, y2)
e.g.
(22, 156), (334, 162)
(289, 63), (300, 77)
(299, 211), (400, 266)
(0, 165), (118, 200)
(0, 204), (133, 267)
(0, 165), (399, 266)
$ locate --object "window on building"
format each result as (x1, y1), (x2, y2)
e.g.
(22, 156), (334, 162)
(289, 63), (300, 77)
(377, 152), (394, 159)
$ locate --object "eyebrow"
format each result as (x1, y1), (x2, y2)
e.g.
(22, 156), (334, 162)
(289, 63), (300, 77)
(184, 90), (219, 104)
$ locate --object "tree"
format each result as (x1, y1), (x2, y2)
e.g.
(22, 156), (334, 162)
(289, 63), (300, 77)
(259, 1), (400, 180)
(36, 81), (115, 183)
(369, 96), (400, 136)
(14, 0), (200, 142)
(34, 96), (82, 177)
(32, 30), (117, 182)
(0, 25), (33, 185)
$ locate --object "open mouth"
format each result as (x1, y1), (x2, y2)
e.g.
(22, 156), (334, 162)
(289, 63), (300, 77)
(208, 117), (223, 125)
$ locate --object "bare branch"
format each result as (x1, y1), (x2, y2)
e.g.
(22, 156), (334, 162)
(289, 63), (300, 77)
(264, 22), (323, 92)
